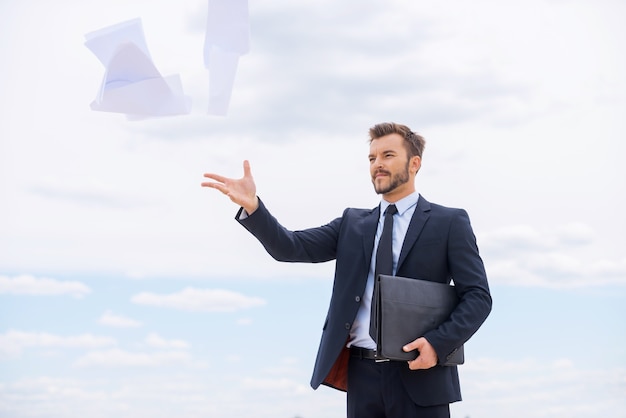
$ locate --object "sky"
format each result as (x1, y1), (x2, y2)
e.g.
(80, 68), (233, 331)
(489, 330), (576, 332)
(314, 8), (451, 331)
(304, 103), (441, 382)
(1, 0), (625, 417)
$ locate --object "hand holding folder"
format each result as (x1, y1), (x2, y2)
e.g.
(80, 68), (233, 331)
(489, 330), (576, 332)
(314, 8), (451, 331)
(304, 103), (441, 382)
(370, 274), (464, 365)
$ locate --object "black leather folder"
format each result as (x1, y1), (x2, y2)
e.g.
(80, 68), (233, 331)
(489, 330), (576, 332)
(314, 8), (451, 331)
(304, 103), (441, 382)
(371, 274), (464, 365)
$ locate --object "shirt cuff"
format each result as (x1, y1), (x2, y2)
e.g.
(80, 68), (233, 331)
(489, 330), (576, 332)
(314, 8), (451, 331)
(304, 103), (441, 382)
(237, 208), (250, 220)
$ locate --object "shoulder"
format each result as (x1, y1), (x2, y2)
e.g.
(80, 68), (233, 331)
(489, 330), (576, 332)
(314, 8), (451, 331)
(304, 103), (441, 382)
(342, 206), (377, 217)
(419, 197), (478, 240)
(418, 195), (468, 218)
(332, 206), (377, 230)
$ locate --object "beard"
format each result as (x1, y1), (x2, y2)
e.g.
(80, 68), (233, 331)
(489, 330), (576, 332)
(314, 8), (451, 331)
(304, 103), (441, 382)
(372, 162), (410, 195)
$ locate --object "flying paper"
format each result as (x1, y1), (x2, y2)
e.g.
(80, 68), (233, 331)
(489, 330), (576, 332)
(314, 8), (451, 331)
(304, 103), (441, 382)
(204, 0), (250, 115)
(85, 18), (191, 119)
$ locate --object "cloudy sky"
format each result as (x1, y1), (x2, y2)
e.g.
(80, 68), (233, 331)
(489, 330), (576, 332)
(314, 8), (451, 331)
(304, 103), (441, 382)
(1, 0), (625, 417)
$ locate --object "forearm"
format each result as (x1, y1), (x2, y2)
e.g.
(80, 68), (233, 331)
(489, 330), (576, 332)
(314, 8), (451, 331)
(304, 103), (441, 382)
(425, 209), (492, 361)
(237, 198), (339, 263)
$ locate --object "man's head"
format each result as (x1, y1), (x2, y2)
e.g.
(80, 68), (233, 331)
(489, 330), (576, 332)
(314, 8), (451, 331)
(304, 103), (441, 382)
(368, 123), (425, 202)
(368, 122), (425, 159)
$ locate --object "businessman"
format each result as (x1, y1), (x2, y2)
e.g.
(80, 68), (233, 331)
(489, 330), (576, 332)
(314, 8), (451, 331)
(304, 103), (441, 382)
(202, 122), (492, 418)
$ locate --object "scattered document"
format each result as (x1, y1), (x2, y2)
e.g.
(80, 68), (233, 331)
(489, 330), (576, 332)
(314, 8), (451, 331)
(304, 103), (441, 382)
(204, 0), (250, 115)
(85, 18), (191, 119)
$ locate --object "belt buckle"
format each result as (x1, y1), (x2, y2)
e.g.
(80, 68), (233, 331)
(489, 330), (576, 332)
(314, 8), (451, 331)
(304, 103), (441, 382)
(374, 351), (390, 363)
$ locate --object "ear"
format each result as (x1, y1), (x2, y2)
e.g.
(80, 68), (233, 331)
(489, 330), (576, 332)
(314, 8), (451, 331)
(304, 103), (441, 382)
(410, 156), (422, 174)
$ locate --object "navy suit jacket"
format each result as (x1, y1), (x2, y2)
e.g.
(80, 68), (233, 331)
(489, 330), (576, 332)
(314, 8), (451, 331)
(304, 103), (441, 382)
(237, 195), (492, 406)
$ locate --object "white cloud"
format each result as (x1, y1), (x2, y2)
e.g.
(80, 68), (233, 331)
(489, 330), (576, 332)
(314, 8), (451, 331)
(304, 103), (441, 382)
(452, 356), (626, 418)
(144, 333), (189, 349)
(241, 377), (309, 395)
(0, 330), (116, 358)
(481, 222), (596, 254)
(98, 311), (142, 328)
(0, 373), (340, 418)
(0, 0), (625, 417)
(2, 357), (623, 418)
(0, 0), (624, 286)
(481, 223), (626, 288)
(487, 256), (626, 288)
(73, 348), (193, 368)
(555, 222), (595, 245)
(481, 224), (555, 252)
(0, 377), (109, 403)
(260, 357), (305, 378)
(131, 287), (266, 312)
(0, 274), (91, 298)
(552, 358), (574, 370)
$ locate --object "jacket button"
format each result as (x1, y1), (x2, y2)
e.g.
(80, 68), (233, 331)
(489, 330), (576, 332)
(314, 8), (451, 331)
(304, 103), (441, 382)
(345, 323), (351, 329)
(355, 296), (361, 302)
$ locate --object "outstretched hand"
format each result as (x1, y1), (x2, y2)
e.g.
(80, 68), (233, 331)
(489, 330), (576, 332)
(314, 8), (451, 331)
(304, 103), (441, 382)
(202, 160), (259, 214)
(403, 337), (438, 370)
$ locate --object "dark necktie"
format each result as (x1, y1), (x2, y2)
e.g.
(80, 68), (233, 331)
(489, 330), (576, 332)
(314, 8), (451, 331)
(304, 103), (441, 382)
(375, 204), (397, 278)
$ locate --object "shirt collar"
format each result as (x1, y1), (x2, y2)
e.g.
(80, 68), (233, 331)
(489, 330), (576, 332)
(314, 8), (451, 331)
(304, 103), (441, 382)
(380, 192), (419, 217)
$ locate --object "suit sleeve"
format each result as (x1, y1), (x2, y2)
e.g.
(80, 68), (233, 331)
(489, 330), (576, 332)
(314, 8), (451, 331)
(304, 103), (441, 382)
(423, 209), (492, 364)
(236, 198), (342, 263)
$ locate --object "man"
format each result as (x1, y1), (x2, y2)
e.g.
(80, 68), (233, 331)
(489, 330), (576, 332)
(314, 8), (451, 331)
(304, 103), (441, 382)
(202, 122), (492, 418)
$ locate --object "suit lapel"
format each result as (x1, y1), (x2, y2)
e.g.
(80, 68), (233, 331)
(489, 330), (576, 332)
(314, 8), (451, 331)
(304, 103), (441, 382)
(361, 206), (380, 271)
(397, 196), (431, 271)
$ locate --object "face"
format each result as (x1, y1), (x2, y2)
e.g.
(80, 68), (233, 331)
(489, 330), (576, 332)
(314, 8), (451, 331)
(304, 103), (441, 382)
(368, 133), (421, 201)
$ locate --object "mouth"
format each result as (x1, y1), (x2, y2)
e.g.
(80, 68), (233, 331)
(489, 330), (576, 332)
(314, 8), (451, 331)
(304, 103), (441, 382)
(374, 171), (390, 179)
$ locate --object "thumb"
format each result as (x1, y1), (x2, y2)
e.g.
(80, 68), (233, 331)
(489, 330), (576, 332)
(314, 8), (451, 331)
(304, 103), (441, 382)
(243, 160), (252, 178)
(403, 337), (424, 352)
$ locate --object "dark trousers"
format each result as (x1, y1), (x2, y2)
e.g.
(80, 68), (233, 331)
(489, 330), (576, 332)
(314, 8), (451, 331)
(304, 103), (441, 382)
(347, 356), (450, 418)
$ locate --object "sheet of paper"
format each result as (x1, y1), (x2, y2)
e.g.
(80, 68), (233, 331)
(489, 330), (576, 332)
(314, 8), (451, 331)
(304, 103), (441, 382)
(206, 49), (240, 116)
(204, 0), (250, 66)
(85, 18), (191, 118)
(204, 0), (250, 115)
(90, 42), (191, 117)
(85, 18), (151, 67)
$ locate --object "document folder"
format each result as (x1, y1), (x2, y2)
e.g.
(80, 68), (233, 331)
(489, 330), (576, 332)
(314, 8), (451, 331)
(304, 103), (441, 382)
(371, 274), (464, 365)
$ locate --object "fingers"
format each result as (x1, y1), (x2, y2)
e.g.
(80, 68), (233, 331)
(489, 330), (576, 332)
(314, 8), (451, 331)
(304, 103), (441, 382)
(200, 181), (228, 195)
(201, 161), (253, 202)
(203, 160), (251, 185)
(403, 338), (423, 353)
(243, 160), (252, 178)
(200, 175), (225, 191)
(408, 357), (426, 370)
(404, 337), (437, 370)
(202, 172), (226, 183)
(403, 339), (420, 370)
(200, 180), (220, 189)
